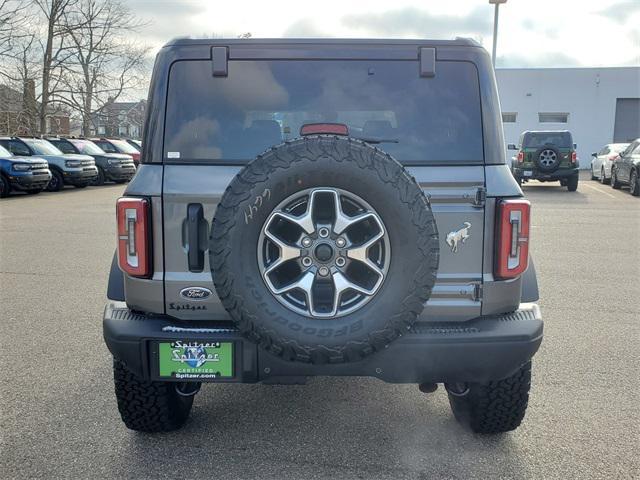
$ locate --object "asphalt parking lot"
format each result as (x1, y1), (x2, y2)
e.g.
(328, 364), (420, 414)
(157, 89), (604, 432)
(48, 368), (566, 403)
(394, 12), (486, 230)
(1, 172), (638, 480)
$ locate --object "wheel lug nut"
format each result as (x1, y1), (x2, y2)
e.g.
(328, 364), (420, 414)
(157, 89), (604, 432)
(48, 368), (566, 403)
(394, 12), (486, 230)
(301, 237), (312, 247)
(318, 227), (329, 238)
(335, 257), (346, 267)
(318, 266), (329, 276)
(302, 257), (312, 267)
(335, 237), (346, 248)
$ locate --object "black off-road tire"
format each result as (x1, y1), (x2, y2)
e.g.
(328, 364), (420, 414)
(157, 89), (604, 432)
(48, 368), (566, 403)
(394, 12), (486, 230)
(630, 170), (639, 196)
(534, 145), (561, 172)
(210, 135), (439, 364)
(113, 359), (194, 432)
(0, 173), (10, 198)
(46, 169), (64, 192)
(611, 168), (621, 189)
(566, 174), (578, 192)
(447, 361), (532, 434)
(92, 166), (106, 186)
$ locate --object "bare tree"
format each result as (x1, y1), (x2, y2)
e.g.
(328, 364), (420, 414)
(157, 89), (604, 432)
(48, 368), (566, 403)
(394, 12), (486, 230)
(33, 0), (77, 134)
(0, 0), (30, 60)
(58, 0), (149, 136)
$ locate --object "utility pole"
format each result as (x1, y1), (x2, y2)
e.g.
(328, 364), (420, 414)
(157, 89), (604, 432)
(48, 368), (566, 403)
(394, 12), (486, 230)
(490, 0), (508, 67)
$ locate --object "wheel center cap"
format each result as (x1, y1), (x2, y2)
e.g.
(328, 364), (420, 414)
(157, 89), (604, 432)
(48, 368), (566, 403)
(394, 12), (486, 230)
(314, 243), (334, 262)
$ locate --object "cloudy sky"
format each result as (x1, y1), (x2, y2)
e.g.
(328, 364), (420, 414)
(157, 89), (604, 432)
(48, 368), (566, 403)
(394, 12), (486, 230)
(128, 0), (639, 68)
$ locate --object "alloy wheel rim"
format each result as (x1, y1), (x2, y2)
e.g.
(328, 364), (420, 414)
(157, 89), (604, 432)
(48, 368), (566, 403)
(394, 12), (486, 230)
(539, 149), (557, 167)
(257, 187), (390, 318)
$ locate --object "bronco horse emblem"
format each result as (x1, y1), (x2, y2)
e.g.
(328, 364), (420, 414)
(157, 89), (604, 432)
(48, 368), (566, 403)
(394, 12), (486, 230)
(446, 222), (471, 253)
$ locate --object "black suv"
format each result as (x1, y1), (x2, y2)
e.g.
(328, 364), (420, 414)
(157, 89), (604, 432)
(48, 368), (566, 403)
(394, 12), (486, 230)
(508, 130), (579, 191)
(47, 137), (136, 186)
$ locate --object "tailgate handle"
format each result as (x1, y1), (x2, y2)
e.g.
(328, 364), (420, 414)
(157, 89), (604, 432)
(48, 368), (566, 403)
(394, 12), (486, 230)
(187, 203), (206, 272)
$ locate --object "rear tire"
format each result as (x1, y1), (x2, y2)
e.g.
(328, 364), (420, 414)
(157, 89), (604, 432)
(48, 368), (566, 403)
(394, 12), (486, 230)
(567, 174), (578, 192)
(590, 166), (597, 181)
(630, 170), (639, 197)
(447, 361), (532, 434)
(46, 169), (64, 192)
(113, 359), (194, 432)
(600, 168), (609, 185)
(611, 169), (621, 189)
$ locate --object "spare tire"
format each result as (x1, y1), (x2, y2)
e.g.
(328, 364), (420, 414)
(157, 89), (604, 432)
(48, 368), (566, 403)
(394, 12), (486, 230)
(534, 145), (561, 172)
(210, 136), (439, 364)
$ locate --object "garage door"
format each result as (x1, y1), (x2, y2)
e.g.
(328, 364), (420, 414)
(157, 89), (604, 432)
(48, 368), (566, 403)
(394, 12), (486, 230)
(613, 98), (640, 142)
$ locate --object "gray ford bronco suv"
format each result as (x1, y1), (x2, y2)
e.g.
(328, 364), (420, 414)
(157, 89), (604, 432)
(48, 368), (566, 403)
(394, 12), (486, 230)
(104, 39), (542, 434)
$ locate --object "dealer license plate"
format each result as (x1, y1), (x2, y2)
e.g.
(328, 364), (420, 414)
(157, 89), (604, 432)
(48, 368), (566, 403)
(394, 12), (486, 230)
(158, 341), (233, 379)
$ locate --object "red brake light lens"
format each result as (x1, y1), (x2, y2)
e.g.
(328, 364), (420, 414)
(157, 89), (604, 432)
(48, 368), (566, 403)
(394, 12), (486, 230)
(517, 151), (524, 163)
(495, 199), (530, 280)
(608, 154), (618, 162)
(571, 151), (577, 163)
(300, 123), (349, 136)
(117, 197), (151, 277)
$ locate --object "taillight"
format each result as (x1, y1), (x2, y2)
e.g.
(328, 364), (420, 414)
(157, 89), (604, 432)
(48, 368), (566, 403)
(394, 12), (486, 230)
(571, 151), (577, 163)
(117, 197), (151, 277)
(608, 154), (618, 162)
(495, 199), (530, 280)
(517, 151), (524, 163)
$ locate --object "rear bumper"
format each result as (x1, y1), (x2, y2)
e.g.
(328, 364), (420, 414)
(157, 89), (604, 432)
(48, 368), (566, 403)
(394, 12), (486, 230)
(513, 166), (579, 181)
(103, 302), (543, 384)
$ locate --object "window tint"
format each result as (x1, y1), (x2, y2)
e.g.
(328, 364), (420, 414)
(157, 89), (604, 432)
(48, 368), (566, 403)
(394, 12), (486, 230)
(598, 146), (609, 156)
(93, 140), (118, 153)
(0, 144), (11, 157)
(8, 140), (31, 156)
(164, 60), (484, 163)
(522, 132), (573, 148)
(69, 140), (105, 155)
(23, 139), (63, 155)
(50, 140), (76, 154)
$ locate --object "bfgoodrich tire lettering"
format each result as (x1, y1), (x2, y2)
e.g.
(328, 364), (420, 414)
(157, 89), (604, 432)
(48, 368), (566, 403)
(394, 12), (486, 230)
(113, 359), (193, 432)
(210, 136), (439, 364)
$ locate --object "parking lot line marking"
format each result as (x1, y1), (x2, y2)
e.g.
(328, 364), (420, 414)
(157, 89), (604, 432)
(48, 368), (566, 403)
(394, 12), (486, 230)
(581, 183), (616, 198)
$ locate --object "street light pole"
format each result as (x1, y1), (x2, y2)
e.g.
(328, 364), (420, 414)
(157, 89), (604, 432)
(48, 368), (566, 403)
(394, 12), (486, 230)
(489, 0), (507, 68)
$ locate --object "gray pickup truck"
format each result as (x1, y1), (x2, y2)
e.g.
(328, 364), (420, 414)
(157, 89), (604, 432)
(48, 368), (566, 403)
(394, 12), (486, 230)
(104, 38), (542, 434)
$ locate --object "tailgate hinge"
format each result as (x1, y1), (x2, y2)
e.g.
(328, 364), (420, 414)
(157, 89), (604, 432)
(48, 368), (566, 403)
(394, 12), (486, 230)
(473, 283), (483, 302)
(473, 187), (486, 208)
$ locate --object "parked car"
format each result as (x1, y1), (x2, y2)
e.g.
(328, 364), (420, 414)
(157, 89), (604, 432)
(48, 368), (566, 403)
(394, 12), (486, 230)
(0, 144), (51, 197)
(0, 137), (98, 191)
(47, 137), (136, 186)
(590, 143), (629, 184)
(125, 139), (142, 151)
(104, 38), (542, 435)
(90, 138), (141, 165)
(611, 138), (640, 196)
(508, 130), (579, 191)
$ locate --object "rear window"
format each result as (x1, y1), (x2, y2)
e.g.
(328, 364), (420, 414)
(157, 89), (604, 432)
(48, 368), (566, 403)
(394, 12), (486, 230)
(164, 60), (484, 164)
(522, 132), (573, 149)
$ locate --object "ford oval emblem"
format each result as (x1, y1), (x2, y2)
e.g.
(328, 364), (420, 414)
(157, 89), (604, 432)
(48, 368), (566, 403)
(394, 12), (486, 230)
(179, 287), (212, 301)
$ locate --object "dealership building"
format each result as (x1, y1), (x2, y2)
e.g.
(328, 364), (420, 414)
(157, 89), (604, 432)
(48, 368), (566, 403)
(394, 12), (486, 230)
(495, 67), (640, 168)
